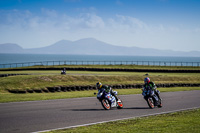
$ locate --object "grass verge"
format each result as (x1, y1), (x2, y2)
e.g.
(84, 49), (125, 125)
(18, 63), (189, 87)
(0, 71), (200, 92)
(46, 108), (200, 133)
(1, 87), (200, 103)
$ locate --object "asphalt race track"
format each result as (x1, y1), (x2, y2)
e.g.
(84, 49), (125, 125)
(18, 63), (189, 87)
(0, 90), (200, 133)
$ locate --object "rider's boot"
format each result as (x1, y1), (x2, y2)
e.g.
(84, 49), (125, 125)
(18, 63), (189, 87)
(157, 94), (162, 101)
(155, 90), (162, 101)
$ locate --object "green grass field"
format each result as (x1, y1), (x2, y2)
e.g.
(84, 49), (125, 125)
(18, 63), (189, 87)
(0, 70), (200, 92)
(47, 109), (200, 133)
(0, 65), (199, 98)
(0, 68), (200, 103)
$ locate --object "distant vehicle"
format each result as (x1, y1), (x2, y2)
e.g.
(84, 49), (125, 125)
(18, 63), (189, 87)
(61, 70), (66, 75)
(61, 68), (66, 75)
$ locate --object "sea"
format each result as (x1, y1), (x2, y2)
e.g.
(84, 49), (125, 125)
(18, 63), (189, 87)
(0, 53), (200, 68)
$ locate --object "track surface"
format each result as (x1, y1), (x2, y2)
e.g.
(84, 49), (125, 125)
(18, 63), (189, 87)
(0, 90), (200, 133)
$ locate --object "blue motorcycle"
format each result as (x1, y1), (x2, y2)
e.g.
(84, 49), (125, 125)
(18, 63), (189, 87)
(96, 89), (123, 110)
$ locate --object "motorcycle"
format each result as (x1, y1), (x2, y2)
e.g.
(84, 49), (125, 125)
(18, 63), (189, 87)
(96, 89), (123, 110)
(142, 88), (162, 109)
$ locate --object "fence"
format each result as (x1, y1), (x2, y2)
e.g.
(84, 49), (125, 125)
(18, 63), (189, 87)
(0, 60), (200, 69)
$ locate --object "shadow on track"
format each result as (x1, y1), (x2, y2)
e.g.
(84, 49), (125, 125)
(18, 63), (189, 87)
(70, 107), (150, 111)
(71, 109), (105, 111)
(122, 107), (150, 109)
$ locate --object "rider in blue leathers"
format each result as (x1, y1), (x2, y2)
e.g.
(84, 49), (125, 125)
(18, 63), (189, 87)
(96, 82), (119, 102)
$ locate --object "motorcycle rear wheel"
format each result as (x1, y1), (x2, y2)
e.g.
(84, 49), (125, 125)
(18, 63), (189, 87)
(101, 99), (111, 110)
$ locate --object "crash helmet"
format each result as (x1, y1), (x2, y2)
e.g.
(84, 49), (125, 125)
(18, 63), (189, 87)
(96, 82), (102, 89)
(144, 77), (150, 84)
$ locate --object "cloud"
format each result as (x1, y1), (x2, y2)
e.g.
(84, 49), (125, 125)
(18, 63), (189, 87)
(0, 9), (106, 47)
(0, 9), (149, 34)
(41, 8), (58, 18)
(0, 9), (147, 32)
(0, 9), (200, 51)
(80, 13), (105, 28)
(0, 9), (32, 26)
(115, 15), (148, 29)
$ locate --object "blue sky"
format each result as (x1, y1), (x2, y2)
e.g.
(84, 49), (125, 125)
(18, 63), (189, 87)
(0, 0), (200, 51)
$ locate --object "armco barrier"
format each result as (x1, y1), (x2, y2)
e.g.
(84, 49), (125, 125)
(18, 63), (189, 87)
(61, 86), (67, 92)
(0, 74), (29, 77)
(47, 87), (56, 92)
(1, 67), (200, 73)
(7, 83), (200, 94)
(33, 89), (42, 93)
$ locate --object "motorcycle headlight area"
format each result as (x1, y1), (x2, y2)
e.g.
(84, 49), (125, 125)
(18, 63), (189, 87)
(97, 92), (103, 98)
(113, 91), (118, 95)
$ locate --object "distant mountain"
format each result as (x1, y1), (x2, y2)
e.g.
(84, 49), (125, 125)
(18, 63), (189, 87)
(0, 43), (24, 53)
(0, 38), (200, 57)
(26, 40), (74, 54)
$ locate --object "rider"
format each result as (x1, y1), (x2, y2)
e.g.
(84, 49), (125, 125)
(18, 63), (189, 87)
(96, 82), (119, 102)
(142, 77), (161, 101)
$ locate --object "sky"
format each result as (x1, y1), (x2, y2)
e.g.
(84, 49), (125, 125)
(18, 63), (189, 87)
(0, 0), (200, 52)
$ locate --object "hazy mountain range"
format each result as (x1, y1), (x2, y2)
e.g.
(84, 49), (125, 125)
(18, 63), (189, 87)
(0, 38), (200, 57)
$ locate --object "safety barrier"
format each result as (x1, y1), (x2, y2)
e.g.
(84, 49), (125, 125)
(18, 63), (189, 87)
(0, 60), (200, 68)
(7, 83), (200, 94)
(1, 67), (200, 73)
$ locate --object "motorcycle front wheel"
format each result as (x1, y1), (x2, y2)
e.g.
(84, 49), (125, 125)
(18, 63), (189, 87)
(158, 100), (163, 108)
(117, 99), (123, 109)
(147, 97), (155, 109)
(101, 99), (111, 110)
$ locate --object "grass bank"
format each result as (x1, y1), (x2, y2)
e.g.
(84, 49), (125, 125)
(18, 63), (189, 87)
(47, 108), (200, 133)
(1, 87), (200, 103)
(0, 71), (200, 92)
